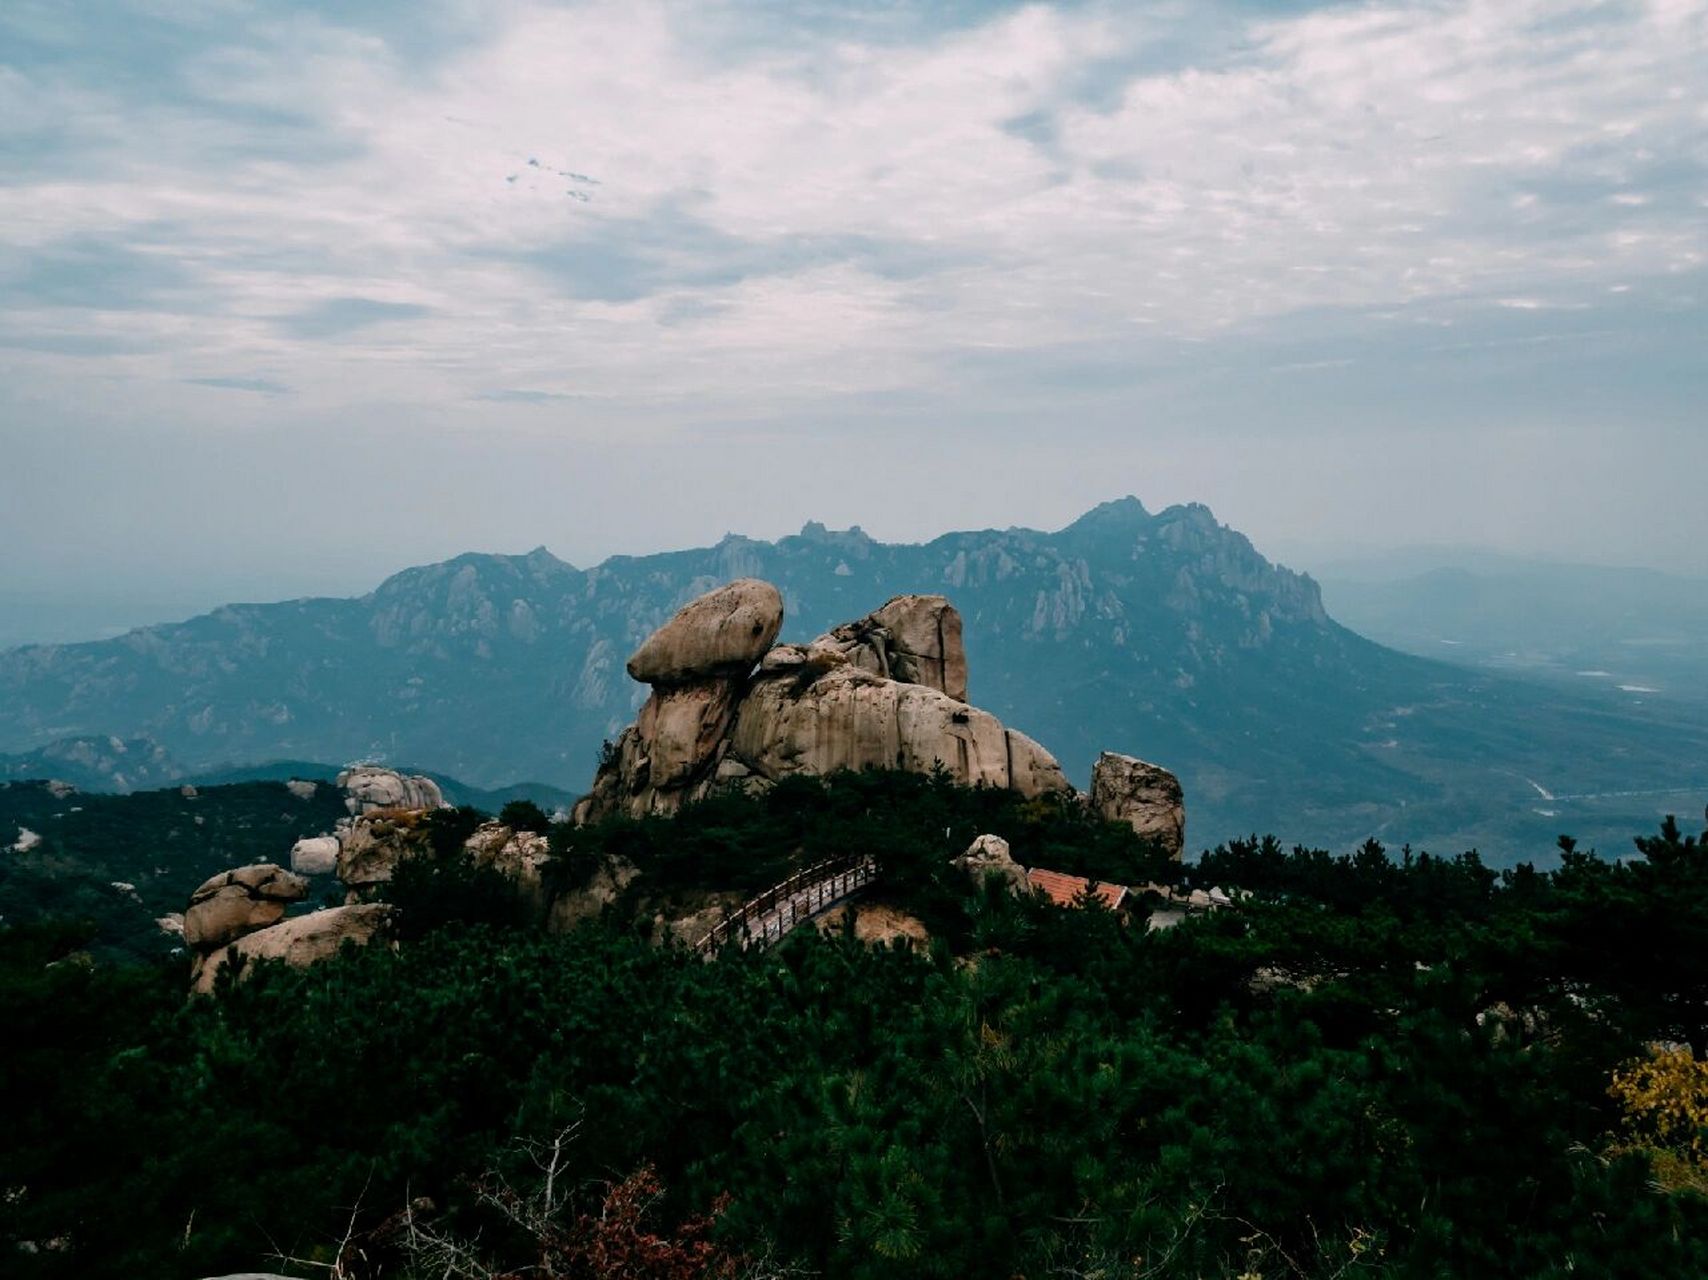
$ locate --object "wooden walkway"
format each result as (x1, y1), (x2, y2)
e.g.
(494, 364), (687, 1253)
(694, 854), (879, 955)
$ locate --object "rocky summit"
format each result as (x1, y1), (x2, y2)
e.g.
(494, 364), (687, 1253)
(575, 585), (1090, 821)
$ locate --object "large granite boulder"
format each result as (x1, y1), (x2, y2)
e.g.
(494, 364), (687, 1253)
(338, 766), (446, 815)
(190, 903), (395, 994)
(813, 595), (968, 701)
(183, 864), (309, 950)
(951, 833), (1032, 896)
(729, 667), (1068, 796)
(1091, 751), (1186, 859)
(626, 579), (783, 684)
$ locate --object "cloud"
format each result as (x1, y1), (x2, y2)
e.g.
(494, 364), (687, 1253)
(473, 388), (577, 404)
(186, 376), (291, 395)
(0, 237), (202, 311)
(274, 297), (433, 338)
(0, 0), (1704, 576)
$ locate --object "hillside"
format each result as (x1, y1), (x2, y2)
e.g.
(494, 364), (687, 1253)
(2, 498), (1704, 860)
(0, 778), (351, 960)
(7, 773), (1708, 1279)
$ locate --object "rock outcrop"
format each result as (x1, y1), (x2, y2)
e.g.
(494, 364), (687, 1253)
(183, 864), (309, 950)
(335, 808), (435, 896)
(951, 833), (1032, 897)
(575, 581), (1073, 822)
(464, 820), (553, 914)
(1090, 752), (1187, 859)
(548, 855), (641, 930)
(190, 903), (395, 995)
(338, 766), (446, 815)
(811, 594), (968, 701)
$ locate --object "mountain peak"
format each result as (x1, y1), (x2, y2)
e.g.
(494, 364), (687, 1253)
(1061, 495), (1152, 535)
(795, 520), (874, 548)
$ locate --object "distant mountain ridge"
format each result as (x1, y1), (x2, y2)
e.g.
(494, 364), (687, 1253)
(3, 498), (1705, 859)
(0, 736), (575, 812)
(1321, 555), (1708, 703)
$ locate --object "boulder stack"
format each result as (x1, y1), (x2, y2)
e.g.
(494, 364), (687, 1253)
(950, 833), (1033, 897)
(190, 904), (395, 995)
(575, 581), (1072, 822)
(337, 766), (446, 815)
(183, 864), (308, 950)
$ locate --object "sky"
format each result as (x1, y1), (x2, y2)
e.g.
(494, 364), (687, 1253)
(1, 0), (1705, 642)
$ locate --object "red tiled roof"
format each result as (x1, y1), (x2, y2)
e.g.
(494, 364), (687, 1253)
(1027, 867), (1128, 911)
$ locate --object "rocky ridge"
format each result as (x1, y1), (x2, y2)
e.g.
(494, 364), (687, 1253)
(14, 497), (1701, 857)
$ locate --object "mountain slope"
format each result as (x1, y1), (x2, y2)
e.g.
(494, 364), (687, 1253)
(2, 498), (1704, 859)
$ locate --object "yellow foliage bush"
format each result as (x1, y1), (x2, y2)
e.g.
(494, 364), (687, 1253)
(1609, 1046), (1708, 1191)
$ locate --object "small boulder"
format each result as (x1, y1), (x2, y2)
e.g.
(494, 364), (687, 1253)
(815, 902), (929, 947)
(183, 864), (309, 950)
(1090, 752), (1186, 860)
(951, 833), (1032, 896)
(464, 821), (553, 914)
(626, 579), (784, 685)
(290, 835), (341, 876)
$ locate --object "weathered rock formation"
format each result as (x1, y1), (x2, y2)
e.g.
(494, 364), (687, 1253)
(183, 864), (309, 950)
(728, 669), (1066, 795)
(1090, 751), (1187, 860)
(548, 855), (640, 931)
(464, 820), (553, 914)
(951, 833), (1032, 897)
(811, 594), (968, 701)
(338, 766), (446, 815)
(626, 578), (784, 684)
(335, 808), (435, 897)
(575, 582), (1072, 821)
(190, 904), (395, 995)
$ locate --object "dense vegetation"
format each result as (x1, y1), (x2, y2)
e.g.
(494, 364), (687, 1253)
(3, 771), (1707, 1278)
(0, 779), (349, 961)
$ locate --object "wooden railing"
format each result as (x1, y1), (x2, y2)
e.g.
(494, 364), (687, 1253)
(694, 853), (879, 955)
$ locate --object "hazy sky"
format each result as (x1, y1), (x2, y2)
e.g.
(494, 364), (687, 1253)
(2, 0), (1705, 639)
